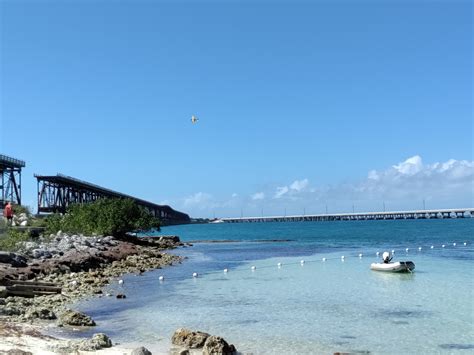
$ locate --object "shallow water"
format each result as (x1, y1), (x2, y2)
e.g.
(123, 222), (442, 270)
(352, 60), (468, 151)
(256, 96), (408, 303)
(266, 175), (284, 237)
(52, 219), (474, 354)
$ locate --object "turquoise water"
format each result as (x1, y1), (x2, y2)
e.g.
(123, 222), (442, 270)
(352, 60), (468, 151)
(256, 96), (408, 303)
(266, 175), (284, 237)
(54, 220), (474, 354)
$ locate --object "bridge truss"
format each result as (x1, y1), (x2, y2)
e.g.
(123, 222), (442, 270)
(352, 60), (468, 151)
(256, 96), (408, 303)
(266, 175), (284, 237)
(0, 154), (26, 206)
(35, 173), (190, 225)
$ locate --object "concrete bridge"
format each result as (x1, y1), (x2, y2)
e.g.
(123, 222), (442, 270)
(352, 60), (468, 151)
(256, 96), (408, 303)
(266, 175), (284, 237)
(221, 208), (474, 223)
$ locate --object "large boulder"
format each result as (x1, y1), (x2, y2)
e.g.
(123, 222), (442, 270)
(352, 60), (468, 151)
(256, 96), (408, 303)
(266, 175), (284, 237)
(59, 309), (96, 326)
(171, 328), (210, 349)
(78, 333), (112, 351)
(203, 336), (236, 355)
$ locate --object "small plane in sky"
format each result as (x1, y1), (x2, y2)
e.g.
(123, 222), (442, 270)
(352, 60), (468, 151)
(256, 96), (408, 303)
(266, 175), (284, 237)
(191, 115), (199, 124)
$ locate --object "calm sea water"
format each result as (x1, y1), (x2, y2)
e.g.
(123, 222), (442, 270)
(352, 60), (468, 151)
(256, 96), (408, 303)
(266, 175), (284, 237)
(53, 219), (474, 354)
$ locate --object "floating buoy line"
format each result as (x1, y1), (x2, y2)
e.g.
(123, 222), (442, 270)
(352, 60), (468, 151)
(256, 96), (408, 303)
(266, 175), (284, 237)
(109, 241), (470, 287)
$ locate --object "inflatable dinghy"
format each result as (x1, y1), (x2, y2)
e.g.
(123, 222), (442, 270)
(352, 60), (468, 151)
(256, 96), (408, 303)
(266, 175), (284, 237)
(370, 261), (415, 273)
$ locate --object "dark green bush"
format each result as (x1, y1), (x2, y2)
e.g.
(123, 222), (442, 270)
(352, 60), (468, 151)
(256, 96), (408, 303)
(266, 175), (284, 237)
(12, 204), (31, 217)
(45, 198), (160, 237)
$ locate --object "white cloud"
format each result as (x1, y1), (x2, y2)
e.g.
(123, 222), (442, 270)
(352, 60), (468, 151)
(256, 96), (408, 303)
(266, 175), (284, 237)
(290, 178), (309, 191)
(352, 155), (474, 202)
(274, 186), (289, 199)
(273, 178), (309, 199)
(251, 192), (265, 200)
(392, 155), (423, 175)
(171, 155), (473, 217)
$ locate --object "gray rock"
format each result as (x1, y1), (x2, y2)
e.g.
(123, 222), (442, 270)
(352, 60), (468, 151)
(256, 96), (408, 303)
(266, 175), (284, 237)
(203, 336), (236, 355)
(25, 307), (56, 320)
(78, 333), (112, 351)
(22, 241), (38, 250)
(131, 346), (153, 355)
(0, 305), (23, 316)
(59, 309), (96, 326)
(31, 249), (52, 259)
(0, 252), (28, 267)
(171, 328), (210, 349)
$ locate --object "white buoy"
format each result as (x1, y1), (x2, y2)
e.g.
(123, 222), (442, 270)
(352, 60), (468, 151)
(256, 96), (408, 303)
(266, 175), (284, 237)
(376, 252), (380, 256)
(251, 266), (256, 271)
(341, 256), (345, 260)
(391, 249), (395, 254)
(277, 262), (282, 268)
(464, 242), (467, 246)
(442, 244), (446, 248)
(418, 247), (422, 251)
(431, 245), (434, 249)
(406, 248), (409, 252)
(358, 253), (363, 258)
(118, 279), (124, 285)
(300, 260), (305, 265)
(159, 276), (164, 281)
(453, 243), (456, 246)
(322, 257), (326, 262)
(223, 268), (228, 273)
(192, 272), (198, 278)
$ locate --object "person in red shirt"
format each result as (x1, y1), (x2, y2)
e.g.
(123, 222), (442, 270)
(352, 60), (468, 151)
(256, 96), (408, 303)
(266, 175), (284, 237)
(3, 202), (13, 226)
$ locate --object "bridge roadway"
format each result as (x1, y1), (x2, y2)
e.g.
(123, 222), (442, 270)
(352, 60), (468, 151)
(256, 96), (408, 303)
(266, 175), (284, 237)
(221, 208), (474, 223)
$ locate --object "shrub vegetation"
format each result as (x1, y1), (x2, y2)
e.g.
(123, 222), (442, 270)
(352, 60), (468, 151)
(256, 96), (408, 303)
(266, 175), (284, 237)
(45, 198), (160, 237)
(0, 229), (30, 251)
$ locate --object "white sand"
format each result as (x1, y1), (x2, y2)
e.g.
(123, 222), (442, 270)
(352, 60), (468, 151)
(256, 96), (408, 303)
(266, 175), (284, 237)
(0, 321), (139, 355)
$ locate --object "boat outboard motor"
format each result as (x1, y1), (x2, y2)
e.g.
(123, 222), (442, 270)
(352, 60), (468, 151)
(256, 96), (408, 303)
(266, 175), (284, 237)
(382, 251), (392, 264)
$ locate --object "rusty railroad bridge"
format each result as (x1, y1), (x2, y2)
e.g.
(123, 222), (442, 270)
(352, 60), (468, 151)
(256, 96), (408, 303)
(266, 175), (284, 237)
(1, 154), (190, 225)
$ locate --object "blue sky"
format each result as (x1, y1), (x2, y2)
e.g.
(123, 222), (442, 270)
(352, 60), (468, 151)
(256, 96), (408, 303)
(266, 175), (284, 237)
(1, 0), (472, 218)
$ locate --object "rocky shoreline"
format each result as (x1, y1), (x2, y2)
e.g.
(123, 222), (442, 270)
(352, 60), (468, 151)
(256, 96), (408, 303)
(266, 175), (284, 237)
(0, 231), (187, 354)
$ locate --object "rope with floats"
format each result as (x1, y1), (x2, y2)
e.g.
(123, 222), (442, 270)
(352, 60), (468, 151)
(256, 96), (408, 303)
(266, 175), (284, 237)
(106, 240), (470, 287)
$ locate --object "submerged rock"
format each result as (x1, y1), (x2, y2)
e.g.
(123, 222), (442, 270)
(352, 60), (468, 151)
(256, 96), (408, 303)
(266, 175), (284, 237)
(59, 309), (96, 326)
(171, 328), (210, 349)
(203, 335), (236, 355)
